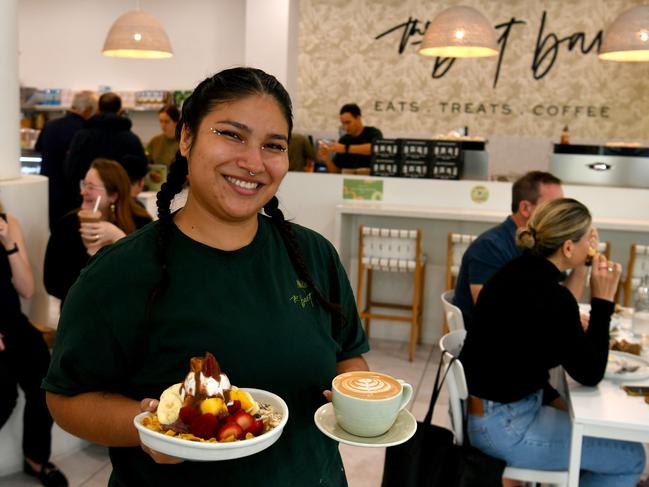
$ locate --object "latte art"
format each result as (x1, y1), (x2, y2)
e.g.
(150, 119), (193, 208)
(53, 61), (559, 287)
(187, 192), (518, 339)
(333, 372), (401, 399)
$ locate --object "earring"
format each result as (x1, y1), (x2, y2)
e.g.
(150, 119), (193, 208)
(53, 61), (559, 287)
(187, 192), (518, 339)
(110, 203), (116, 214)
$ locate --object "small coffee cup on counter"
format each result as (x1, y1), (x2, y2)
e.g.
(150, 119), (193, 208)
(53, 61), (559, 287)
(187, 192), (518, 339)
(331, 371), (413, 437)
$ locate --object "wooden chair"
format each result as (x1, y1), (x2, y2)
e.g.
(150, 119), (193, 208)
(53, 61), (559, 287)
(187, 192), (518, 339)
(439, 331), (569, 487)
(623, 243), (649, 307)
(356, 225), (425, 361)
(443, 233), (476, 333)
(445, 233), (477, 291)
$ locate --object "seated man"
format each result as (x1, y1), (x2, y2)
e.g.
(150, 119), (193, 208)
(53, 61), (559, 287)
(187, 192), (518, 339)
(318, 103), (382, 172)
(453, 171), (589, 330)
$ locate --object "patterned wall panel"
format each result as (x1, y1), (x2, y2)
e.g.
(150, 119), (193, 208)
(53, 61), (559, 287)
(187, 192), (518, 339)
(297, 0), (649, 141)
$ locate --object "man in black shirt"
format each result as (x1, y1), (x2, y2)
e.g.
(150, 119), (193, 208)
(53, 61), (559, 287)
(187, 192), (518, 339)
(319, 103), (382, 172)
(63, 92), (145, 211)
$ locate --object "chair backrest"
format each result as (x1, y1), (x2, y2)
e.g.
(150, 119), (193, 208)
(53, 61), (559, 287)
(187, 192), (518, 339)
(446, 233), (477, 289)
(439, 330), (468, 445)
(359, 225), (422, 272)
(624, 243), (649, 306)
(441, 290), (465, 331)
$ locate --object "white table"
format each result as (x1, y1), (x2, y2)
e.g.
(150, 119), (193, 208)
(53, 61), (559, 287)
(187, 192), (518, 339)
(566, 373), (649, 486)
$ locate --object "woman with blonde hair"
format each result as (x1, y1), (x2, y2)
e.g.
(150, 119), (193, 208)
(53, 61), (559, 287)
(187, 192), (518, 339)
(44, 158), (151, 304)
(0, 201), (68, 486)
(459, 198), (645, 486)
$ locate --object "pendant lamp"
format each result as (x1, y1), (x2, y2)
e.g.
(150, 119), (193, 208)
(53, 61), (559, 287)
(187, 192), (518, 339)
(102, 5), (173, 59)
(599, 5), (649, 62)
(418, 6), (498, 58)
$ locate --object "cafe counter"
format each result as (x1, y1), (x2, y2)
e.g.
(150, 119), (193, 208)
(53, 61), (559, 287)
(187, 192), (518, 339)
(275, 173), (649, 345)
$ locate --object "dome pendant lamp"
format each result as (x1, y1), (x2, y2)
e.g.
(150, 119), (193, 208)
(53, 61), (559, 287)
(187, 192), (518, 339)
(102, 1), (173, 59)
(418, 5), (498, 58)
(599, 5), (649, 62)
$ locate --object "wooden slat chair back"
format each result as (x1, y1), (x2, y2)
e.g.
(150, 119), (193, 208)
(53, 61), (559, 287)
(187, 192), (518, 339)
(624, 243), (649, 307)
(445, 232), (477, 291)
(443, 233), (476, 333)
(356, 225), (425, 361)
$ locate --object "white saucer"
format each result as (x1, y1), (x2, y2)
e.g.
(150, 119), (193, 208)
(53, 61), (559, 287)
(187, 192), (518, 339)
(313, 403), (416, 448)
(605, 351), (649, 381)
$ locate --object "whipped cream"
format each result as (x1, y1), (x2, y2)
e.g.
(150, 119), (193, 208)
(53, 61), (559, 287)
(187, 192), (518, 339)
(181, 371), (231, 400)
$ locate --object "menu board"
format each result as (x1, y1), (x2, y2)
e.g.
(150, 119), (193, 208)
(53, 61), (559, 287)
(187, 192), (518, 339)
(430, 141), (463, 180)
(371, 139), (401, 177)
(400, 139), (431, 178)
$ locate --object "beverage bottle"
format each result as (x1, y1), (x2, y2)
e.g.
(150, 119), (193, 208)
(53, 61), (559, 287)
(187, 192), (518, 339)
(632, 275), (649, 340)
(560, 126), (570, 145)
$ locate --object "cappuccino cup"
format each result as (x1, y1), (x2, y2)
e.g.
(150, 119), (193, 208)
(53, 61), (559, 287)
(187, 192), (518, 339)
(332, 371), (413, 437)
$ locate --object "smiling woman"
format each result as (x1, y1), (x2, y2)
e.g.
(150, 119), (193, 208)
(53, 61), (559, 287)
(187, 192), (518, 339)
(43, 67), (369, 487)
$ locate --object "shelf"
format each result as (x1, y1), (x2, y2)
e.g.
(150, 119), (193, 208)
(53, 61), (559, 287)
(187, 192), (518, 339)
(21, 104), (165, 113)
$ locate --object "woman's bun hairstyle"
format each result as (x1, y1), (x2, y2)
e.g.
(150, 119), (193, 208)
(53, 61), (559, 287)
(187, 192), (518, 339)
(515, 198), (591, 258)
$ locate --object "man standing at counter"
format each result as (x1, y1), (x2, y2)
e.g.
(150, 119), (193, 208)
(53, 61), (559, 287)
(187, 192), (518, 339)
(453, 171), (590, 330)
(319, 103), (382, 172)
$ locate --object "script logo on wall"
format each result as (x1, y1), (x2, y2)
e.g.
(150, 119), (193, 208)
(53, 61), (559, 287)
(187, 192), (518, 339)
(297, 0), (647, 140)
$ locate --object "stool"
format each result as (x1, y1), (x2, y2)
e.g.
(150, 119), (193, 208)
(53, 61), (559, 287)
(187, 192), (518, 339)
(356, 225), (425, 361)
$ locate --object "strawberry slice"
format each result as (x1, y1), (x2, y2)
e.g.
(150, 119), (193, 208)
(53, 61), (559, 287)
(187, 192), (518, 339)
(217, 422), (244, 441)
(231, 410), (255, 432)
(189, 413), (218, 440)
(227, 400), (241, 414)
(179, 406), (200, 425)
(247, 418), (264, 436)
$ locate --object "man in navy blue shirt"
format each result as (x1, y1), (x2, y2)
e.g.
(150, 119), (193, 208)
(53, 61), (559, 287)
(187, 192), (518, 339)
(453, 171), (585, 330)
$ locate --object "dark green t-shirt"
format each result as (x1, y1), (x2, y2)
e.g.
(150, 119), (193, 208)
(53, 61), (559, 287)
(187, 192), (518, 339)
(44, 215), (368, 486)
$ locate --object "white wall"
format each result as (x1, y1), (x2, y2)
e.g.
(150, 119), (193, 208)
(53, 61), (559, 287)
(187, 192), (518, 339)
(18, 0), (247, 91)
(245, 0), (298, 99)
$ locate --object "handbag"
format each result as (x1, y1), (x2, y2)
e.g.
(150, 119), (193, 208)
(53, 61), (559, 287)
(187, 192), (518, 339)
(381, 353), (506, 487)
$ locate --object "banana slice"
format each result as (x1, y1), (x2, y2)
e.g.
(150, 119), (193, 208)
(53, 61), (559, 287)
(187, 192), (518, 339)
(157, 383), (183, 425)
(230, 386), (259, 415)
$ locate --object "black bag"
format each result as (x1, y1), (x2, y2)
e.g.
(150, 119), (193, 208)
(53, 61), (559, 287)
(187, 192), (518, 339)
(381, 354), (506, 487)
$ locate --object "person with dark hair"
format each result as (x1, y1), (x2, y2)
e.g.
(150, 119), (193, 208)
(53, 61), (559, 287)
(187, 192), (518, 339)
(43, 67), (369, 486)
(459, 198), (645, 485)
(44, 158), (151, 305)
(36, 90), (98, 229)
(63, 92), (145, 211)
(288, 132), (316, 171)
(119, 154), (149, 197)
(454, 171), (567, 330)
(318, 102), (382, 172)
(0, 201), (68, 487)
(146, 105), (180, 167)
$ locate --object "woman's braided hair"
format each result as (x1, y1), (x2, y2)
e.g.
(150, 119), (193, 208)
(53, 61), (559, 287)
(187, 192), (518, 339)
(144, 67), (341, 321)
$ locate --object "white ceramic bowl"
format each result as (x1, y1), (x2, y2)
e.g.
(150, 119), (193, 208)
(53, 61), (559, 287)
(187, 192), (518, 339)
(133, 388), (288, 461)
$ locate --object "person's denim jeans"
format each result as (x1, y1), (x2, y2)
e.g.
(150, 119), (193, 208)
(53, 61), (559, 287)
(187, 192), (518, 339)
(467, 390), (646, 487)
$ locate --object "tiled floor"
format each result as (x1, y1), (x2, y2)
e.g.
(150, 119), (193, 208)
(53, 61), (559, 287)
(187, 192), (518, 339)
(0, 338), (447, 487)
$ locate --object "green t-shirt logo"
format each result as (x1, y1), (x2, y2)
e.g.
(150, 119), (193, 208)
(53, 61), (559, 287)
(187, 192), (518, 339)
(290, 279), (314, 308)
